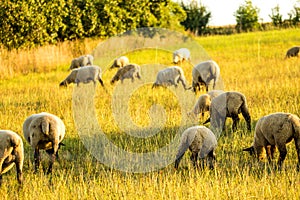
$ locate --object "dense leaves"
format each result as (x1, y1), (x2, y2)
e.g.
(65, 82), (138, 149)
(0, 0), (186, 49)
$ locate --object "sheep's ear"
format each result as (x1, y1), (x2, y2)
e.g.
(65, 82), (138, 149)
(243, 146), (255, 155)
(41, 119), (50, 135)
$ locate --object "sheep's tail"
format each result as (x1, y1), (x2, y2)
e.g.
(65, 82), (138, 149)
(210, 61), (220, 89)
(240, 95), (251, 131)
(289, 114), (300, 137)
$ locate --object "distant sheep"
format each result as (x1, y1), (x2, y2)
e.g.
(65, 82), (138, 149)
(60, 65), (104, 87)
(188, 90), (224, 120)
(243, 112), (300, 170)
(285, 46), (300, 59)
(175, 126), (217, 170)
(173, 48), (191, 64)
(111, 64), (141, 84)
(0, 130), (23, 186)
(204, 91), (251, 137)
(192, 60), (220, 92)
(23, 112), (65, 173)
(110, 56), (130, 69)
(152, 66), (190, 90)
(69, 54), (94, 70)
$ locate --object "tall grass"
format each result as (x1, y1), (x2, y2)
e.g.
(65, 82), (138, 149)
(0, 28), (300, 199)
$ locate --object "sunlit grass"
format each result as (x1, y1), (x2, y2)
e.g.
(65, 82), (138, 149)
(0, 28), (300, 199)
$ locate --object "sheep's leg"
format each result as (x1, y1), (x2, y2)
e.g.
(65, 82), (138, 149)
(294, 138), (300, 171)
(207, 150), (215, 170)
(190, 153), (198, 168)
(231, 114), (240, 132)
(276, 142), (287, 170)
(0, 159), (3, 186)
(34, 148), (40, 173)
(98, 78), (104, 87)
(265, 145), (273, 163)
(15, 160), (23, 185)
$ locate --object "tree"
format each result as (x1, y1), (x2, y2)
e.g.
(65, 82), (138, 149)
(234, 0), (260, 32)
(180, 0), (211, 36)
(288, 2), (300, 26)
(269, 5), (283, 27)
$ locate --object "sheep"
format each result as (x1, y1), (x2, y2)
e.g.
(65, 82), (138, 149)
(173, 48), (191, 64)
(59, 65), (104, 87)
(174, 126), (217, 170)
(188, 90), (224, 121)
(110, 56), (130, 69)
(111, 64), (141, 84)
(69, 54), (94, 70)
(243, 112), (300, 170)
(23, 112), (65, 174)
(0, 130), (23, 186)
(152, 66), (190, 90)
(192, 60), (220, 93)
(285, 46), (300, 59)
(203, 91), (251, 137)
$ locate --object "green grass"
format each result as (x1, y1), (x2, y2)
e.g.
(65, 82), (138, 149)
(1, 28), (300, 199)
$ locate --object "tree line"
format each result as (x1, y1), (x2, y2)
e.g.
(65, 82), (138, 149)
(0, 0), (299, 50)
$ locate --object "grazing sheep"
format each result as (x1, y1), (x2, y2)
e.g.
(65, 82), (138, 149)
(0, 130), (23, 186)
(188, 90), (224, 120)
(192, 60), (220, 92)
(110, 56), (130, 69)
(173, 48), (191, 64)
(204, 91), (251, 137)
(243, 112), (300, 170)
(111, 64), (141, 84)
(23, 112), (65, 174)
(285, 46), (300, 59)
(152, 66), (190, 90)
(60, 65), (104, 87)
(175, 126), (217, 170)
(69, 54), (94, 70)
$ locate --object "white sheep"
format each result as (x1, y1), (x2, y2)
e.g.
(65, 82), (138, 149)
(243, 112), (300, 170)
(60, 65), (104, 87)
(188, 90), (224, 120)
(152, 66), (190, 90)
(173, 48), (191, 64)
(110, 56), (130, 69)
(0, 130), (23, 186)
(23, 112), (65, 173)
(204, 91), (251, 137)
(175, 126), (217, 170)
(69, 54), (94, 70)
(285, 46), (300, 59)
(111, 64), (141, 84)
(192, 60), (220, 92)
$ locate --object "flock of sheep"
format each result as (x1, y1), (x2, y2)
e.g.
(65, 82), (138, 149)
(1, 46), (300, 186)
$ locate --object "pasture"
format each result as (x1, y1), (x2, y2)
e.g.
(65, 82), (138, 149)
(0, 28), (300, 199)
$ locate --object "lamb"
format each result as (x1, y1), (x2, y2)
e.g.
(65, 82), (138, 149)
(60, 65), (104, 87)
(188, 90), (224, 120)
(204, 91), (251, 137)
(173, 48), (191, 64)
(192, 60), (220, 92)
(174, 126), (217, 170)
(23, 112), (65, 174)
(69, 54), (94, 70)
(152, 66), (190, 90)
(243, 112), (300, 170)
(285, 46), (300, 59)
(0, 130), (23, 186)
(110, 56), (130, 69)
(111, 64), (141, 84)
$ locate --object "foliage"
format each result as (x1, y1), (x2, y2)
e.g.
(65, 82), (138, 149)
(0, 0), (186, 49)
(180, 0), (211, 36)
(234, 0), (260, 32)
(288, 2), (300, 26)
(269, 5), (283, 27)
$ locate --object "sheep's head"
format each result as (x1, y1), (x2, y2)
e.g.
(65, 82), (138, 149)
(173, 55), (180, 64)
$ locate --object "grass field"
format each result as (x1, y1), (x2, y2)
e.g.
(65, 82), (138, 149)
(0, 28), (300, 199)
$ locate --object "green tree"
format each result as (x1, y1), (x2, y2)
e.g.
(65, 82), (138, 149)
(269, 5), (283, 27)
(180, 1), (211, 36)
(288, 2), (300, 26)
(234, 0), (260, 32)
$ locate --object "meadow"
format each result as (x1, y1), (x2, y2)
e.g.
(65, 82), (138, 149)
(0, 28), (300, 199)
